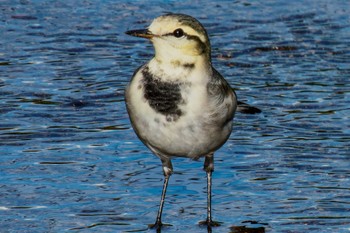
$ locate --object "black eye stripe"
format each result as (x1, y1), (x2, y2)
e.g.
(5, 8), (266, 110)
(162, 31), (187, 37)
(160, 31), (207, 54)
(162, 31), (199, 40)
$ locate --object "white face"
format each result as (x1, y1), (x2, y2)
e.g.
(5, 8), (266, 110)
(148, 15), (209, 58)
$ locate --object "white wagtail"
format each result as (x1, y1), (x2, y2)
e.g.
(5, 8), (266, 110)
(125, 13), (237, 228)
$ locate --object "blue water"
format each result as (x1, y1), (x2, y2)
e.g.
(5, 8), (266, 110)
(1, 0), (349, 232)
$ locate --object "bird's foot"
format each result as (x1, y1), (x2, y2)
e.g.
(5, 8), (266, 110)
(149, 222), (161, 232)
(148, 221), (172, 231)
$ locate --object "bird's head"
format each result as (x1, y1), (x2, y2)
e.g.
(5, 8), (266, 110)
(126, 14), (211, 66)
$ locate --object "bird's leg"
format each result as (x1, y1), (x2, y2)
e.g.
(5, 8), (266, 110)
(204, 153), (214, 226)
(150, 158), (173, 230)
(202, 153), (221, 227)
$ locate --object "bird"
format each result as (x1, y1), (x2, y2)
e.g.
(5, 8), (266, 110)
(125, 13), (237, 229)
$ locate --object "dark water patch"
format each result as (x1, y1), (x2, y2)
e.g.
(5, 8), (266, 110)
(38, 161), (81, 165)
(229, 223), (266, 233)
(0, 61), (11, 66)
(62, 99), (93, 108)
(11, 15), (38, 20)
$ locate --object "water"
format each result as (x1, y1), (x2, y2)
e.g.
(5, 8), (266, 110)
(1, 0), (349, 232)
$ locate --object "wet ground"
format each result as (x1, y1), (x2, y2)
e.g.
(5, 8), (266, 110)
(1, 0), (349, 232)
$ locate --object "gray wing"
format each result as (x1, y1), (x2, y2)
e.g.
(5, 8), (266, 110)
(209, 68), (261, 115)
(208, 68), (237, 105)
(207, 68), (237, 122)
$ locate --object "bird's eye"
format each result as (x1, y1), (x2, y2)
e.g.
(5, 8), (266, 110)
(173, 28), (184, 38)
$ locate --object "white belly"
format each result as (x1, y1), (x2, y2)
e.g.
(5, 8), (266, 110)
(125, 68), (234, 159)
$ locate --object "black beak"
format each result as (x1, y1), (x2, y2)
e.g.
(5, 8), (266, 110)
(125, 29), (154, 39)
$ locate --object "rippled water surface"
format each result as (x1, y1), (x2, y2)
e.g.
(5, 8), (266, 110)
(1, 0), (349, 232)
